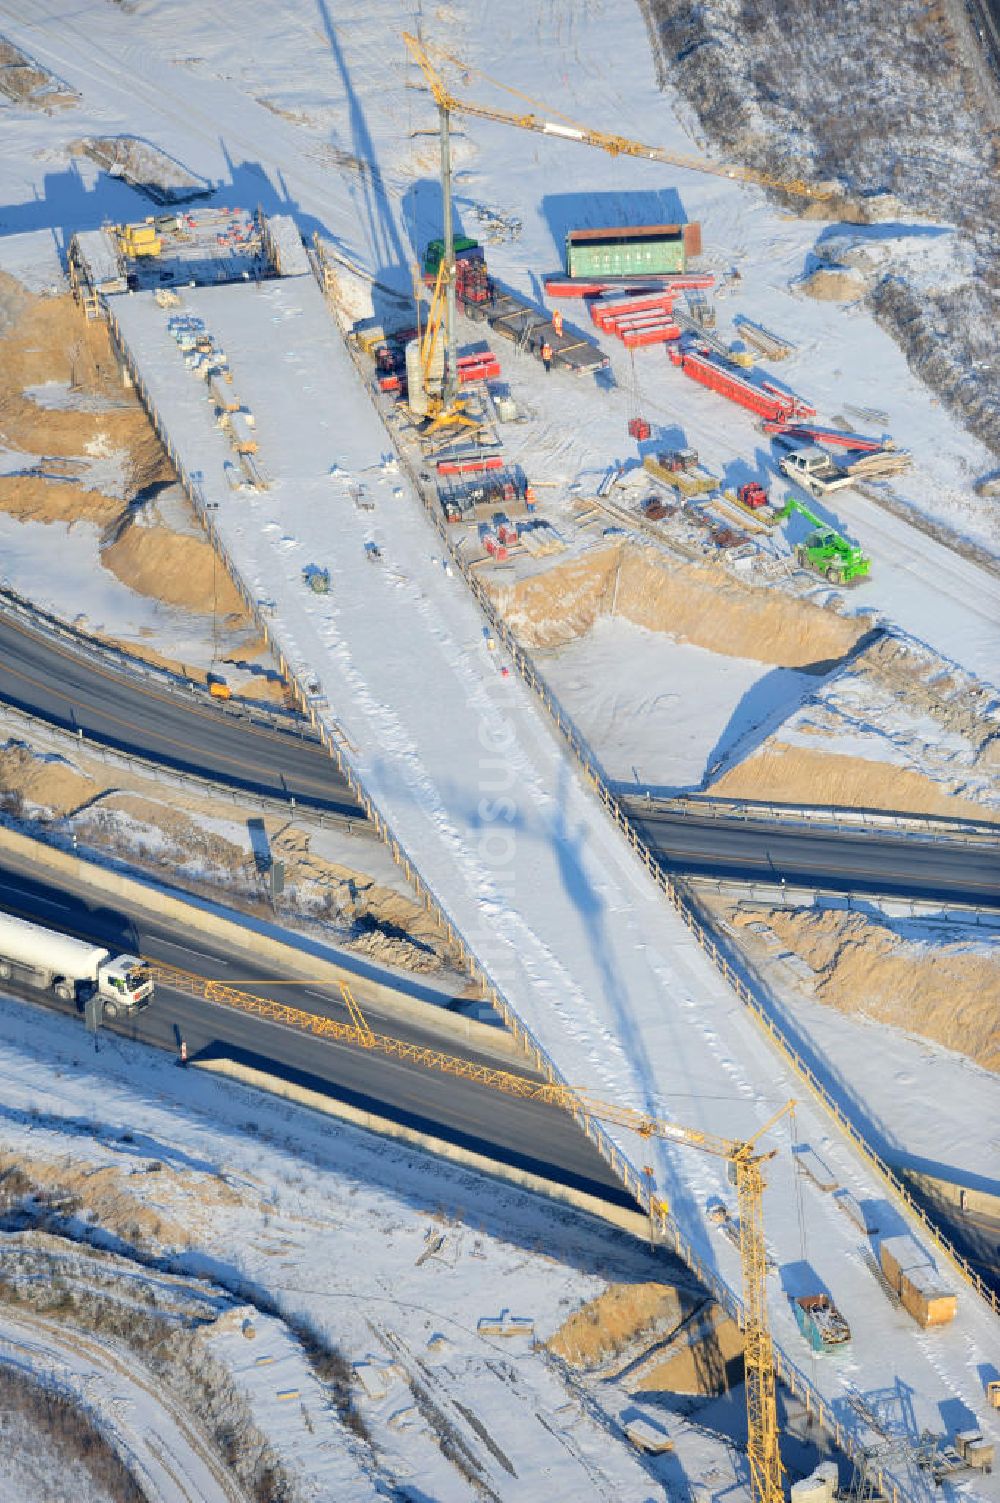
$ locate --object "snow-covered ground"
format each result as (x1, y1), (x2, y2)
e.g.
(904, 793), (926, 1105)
(0, 991), (746, 1502)
(0, 509), (230, 668)
(1, 0), (998, 1491)
(540, 616), (820, 792)
(106, 272), (1000, 1498)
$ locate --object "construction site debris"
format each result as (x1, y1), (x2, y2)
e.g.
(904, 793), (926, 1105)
(71, 136), (211, 204)
(793, 1294), (851, 1353)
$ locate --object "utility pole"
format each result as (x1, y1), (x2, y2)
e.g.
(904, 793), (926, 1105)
(438, 99), (458, 408)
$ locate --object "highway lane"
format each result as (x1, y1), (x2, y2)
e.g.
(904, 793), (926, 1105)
(3, 611), (997, 905)
(622, 800), (1000, 906)
(0, 858), (631, 1209)
(0, 615), (362, 816)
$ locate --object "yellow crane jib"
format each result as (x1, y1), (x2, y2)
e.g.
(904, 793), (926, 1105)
(402, 31), (832, 204)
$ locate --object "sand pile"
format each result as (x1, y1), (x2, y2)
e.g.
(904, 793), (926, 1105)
(0, 275), (155, 470)
(493, 544), (867, 666)
(728, 904), (1000, 1071)
(547, 1282), (685, 1367)
(799, 267), (867, 301)
(101, 521), (249, 616)
(714, 633), (1000, 822)
(0, 741), (95, 816)
(547, 1280), (741, 1396)
(0, 1149), (240, 1251)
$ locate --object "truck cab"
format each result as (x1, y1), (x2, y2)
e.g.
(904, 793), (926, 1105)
(97, 955), (153, 1016)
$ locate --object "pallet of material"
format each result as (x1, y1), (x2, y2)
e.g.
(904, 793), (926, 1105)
(733, 316), (796, 360)
(643, 453), (716, 495)
(843, 449), (912, 478)
(879, 1235), (957, 1327)
(834, 1189), (878, 1235)
(793, 1144), (839, 1191)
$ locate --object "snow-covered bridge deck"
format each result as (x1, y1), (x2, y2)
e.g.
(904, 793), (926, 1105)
(109, 275), (1000, 1496)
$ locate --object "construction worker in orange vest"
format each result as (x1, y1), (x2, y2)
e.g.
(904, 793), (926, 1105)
(552, 308), (564, 338)
(540, 340), (553, 374)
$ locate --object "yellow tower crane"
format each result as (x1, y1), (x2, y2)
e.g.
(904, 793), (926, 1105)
(151, 959), (793, 1502)
(402, 31), (834, 414)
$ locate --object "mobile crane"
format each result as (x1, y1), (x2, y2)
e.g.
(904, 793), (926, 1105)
(402, 31), (837, 417)
(151, 957), (792, 1502)
(775, 496), (871, 585)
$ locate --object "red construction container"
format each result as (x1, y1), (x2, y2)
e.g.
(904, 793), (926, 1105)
(680, 350), (808, 421)
(496, 521), (519, 545)
(483, 531), (508, 560)
(622, 323), (680, 349)
(591, 291), (675, 328)
(627, 417), (651, 440)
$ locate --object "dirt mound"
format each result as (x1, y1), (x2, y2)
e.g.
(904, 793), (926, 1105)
(799, 267), (867, 301)
(713, 743), (997, 824)
(493, 544), (867, 666)
(0, 741), (94, 816)
(0, 275), (154, 463)
(712, 632), (1000, 822)
(547, 1282), (684, 1367)
(729, 905), (1000, 1071)
(0, 471), (121, 526)
(101, 520), (249, 617)
(547, 1280), (742, 1396)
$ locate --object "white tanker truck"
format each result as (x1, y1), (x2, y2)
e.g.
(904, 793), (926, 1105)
(0, 910), (153, 1019)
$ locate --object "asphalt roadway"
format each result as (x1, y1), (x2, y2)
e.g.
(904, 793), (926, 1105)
(2, 613), (997, 907)
(0, 614), (362, 817)
(0, 851), (632, 1211)
(622, 798), (1000, 907)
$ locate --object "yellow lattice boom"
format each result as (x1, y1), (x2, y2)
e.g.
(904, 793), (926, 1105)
(402, 31), (834, 204)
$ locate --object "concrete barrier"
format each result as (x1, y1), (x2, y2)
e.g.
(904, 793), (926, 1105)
(198, 1055), (650, 1242)
(0, 823), (529, 1065)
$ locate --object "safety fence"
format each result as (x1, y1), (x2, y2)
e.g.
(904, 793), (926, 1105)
(622, 790), (1000, 845)
(0, 697), (370, 839)
(0, 581), (310, 741)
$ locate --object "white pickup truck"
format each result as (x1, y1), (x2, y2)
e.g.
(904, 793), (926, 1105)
(778, 444), (851, 497)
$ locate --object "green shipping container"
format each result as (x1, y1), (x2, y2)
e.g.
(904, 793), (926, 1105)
(565, 223), (698, 279)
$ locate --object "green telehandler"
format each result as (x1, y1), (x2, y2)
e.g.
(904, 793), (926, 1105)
(775, 495), (871, 585)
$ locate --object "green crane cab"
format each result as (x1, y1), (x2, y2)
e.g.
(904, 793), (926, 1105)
(775, 495), (871, 585)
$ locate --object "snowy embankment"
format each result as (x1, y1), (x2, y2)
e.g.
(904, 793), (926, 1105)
(109, 276), (1000, 1489)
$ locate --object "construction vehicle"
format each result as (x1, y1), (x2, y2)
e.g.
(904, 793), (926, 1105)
(402, 30), (834, 410)
(0, 910), (153, 1019)
(148, 956), (792, 1503)
(738, 481), (770, 510)
(776, 496), (871, 585)
(778, 445), (851, 498)
(406, 260), (484, 436)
